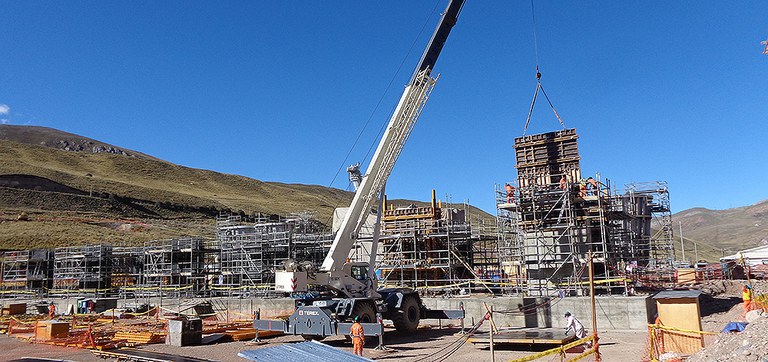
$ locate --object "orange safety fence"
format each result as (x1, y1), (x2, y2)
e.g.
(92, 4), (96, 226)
(645, 324), (717, 362)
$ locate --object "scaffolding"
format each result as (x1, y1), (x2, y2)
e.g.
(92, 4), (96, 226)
(141, 238), (217, 296)
(216, 213), (333, 292)
(53, 244), (112, 294)
(0, 249), (53, 293)
(625, 181), (675, 267)
(504, 128), (666, 296)
(373, 191), (499, 292)
(111, 246), (144, 288)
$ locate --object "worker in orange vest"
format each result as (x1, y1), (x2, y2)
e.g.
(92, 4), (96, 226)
(742, 284), (753, 317)
(350, 315), (365, 356)
(48, 302), (56, 319)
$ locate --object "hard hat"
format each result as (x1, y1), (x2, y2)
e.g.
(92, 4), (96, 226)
(564, 312), (571, 317)
(353, 315), (360, 322)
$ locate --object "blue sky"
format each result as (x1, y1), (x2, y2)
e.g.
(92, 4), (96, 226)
(2, 1), (767, 214)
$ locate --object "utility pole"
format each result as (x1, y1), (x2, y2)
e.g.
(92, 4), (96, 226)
(694, 240), (699, 264)
(679, 221), (685, 264)
(588, 251), (600, 361)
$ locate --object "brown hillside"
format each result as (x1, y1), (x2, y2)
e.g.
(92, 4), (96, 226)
(0, 124), (162, 161)
(672, 199), (768, 261)
(0, 126), (494, 250)
(0, 136), (354, 248)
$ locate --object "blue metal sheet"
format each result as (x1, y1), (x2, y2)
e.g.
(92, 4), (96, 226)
(238, 340), (373, 362)
(652, 290), (702, 299)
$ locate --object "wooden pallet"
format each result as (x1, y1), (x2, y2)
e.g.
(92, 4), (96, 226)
(225, 328), (283, 341)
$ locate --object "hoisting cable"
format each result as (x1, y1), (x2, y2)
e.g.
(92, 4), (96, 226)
(322, 2), (443, 227)
(522, 0), (567, 136)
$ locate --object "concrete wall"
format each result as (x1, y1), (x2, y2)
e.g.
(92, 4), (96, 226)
(423, 297), (551, 329)
(548, 296), (652, 331)
(424, 295), (652, 331)
(9, 295), (652, 331)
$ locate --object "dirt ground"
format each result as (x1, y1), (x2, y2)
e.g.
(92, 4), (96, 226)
(0, 325), (646, 362)
(7, 280), (764, 362)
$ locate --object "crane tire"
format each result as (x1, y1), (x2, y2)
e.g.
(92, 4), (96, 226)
(392, 295), (420, 332)
(349, 302), (376, 342)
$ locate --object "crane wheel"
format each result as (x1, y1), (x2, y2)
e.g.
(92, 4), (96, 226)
(348, 302), (376, 342)
(392, 295), (420, 332)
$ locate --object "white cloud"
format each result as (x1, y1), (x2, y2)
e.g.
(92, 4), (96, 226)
(0, 119), (10, 124)
(0, 104), (8, 115)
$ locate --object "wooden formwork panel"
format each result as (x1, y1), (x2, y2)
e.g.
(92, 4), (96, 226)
(514, 129), (581, 188)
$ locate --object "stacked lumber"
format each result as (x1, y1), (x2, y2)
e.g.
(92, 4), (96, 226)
(113, 331), (165, 345)
(203, 321), (251, 334)
(225, 328), (282, 341)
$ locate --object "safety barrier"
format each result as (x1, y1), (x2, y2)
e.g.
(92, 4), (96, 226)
(646, 324), (717, 362)
(506, 334), (598, 362)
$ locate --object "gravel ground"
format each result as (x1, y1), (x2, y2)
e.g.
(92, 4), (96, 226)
(0, 326), (647, 362)
(688, 306), (768, 361)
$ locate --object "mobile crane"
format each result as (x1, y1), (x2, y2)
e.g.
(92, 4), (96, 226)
(255, 0), (466, 339)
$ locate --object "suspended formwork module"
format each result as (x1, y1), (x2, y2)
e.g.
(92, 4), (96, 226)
(514, 128), (581, 191)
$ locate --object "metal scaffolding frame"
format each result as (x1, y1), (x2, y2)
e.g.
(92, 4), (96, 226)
(0, 249), (53, 292)
(141, 238), (217, 296)
(626, 181), (675, 267)
(111, 246), (144, 288)
(505, 128), (668, 296)
(53, 244), (112, 293)
(373, 194), (499, 292)
(215, 213), (333, 292)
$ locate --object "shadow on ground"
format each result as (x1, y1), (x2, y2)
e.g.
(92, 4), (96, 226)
(700, 295), (742, 317)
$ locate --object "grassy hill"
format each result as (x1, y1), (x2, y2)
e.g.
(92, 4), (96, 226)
(1, 124), (763, 258)
(672, 200), (768, 262)
(0, 125), (493, 249)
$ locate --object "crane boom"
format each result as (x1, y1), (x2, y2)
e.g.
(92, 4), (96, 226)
(264, 1), (469, 339)
(321, 0), (465, 274)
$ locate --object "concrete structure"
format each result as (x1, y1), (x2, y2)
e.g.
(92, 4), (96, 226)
(423, 295), (652, 331)
(14, 295), (651, 331)
(498, 128), (675, 296)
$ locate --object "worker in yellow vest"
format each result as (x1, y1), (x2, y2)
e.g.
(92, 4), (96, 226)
(742, 284), (753, 317)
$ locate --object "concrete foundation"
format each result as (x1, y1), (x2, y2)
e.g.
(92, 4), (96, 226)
(8, 295), (652, 331)
(423, 295), (652, 331)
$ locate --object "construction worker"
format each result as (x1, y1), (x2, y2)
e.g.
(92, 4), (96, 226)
(563, 311), (586, 339)
(586, 177), (598, 196)
(742, 284), (753, 316)
(559, 176), (568, 191)
(504, 183), (515, 204)
(48, 302), (56, 319)
(350, 315), (365, 356)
